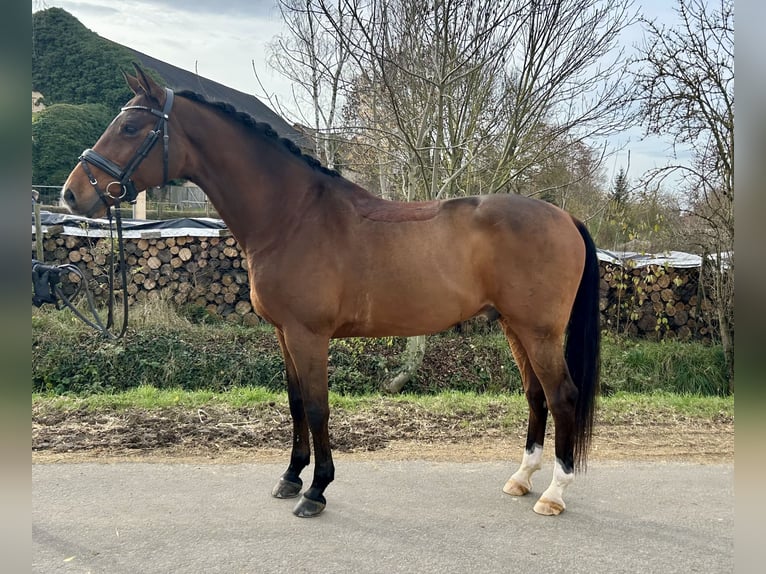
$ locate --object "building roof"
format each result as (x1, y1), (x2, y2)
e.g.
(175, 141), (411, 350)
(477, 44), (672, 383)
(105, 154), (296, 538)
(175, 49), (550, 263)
(127, 48), (312, 150)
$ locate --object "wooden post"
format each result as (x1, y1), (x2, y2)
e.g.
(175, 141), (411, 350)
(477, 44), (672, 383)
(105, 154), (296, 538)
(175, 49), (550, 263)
(33, 191), (44, 261)
(133, 190), (147, 219)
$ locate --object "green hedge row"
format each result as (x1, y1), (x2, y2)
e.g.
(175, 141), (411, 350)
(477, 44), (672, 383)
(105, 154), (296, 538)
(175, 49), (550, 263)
(33, 314), (730, 397)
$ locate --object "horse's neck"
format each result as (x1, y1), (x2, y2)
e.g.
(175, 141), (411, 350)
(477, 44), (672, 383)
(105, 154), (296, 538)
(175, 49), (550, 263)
(180, 107), (318, 247)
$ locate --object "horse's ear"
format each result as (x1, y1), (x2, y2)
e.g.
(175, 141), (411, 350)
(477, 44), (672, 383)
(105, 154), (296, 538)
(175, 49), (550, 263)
(131, 62), (165, 103)
(123, 67), (144, 96)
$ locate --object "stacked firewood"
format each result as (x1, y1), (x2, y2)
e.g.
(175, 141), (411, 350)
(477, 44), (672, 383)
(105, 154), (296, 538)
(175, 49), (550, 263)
(598, 261), (713, 341)
(34, 229), (715, 340)
(34, 231), (260, 326)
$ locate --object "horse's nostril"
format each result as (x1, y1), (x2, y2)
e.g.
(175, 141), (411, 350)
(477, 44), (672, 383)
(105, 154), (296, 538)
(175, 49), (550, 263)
(64, 188), (75, 206)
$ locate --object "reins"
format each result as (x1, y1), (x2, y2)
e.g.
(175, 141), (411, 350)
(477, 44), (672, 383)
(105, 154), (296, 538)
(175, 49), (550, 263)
(104, 200), (130, 338)
(32, 201), (130, 340)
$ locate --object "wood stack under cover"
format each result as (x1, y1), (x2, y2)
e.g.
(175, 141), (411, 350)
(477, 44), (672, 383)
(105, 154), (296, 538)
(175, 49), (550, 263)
(35, 229), (259, 326)
(34, 227), (717, 340)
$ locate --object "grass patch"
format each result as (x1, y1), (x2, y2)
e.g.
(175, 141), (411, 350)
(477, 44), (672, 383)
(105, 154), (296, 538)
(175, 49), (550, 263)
(32, 386), (733, 425)
(596, 391), (733, 423)
(32, 385), (286, 411)
(600, 334), (729, 395)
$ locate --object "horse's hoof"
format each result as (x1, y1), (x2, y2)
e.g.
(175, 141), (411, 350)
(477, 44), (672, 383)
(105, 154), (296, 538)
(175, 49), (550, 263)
(503, 478), (530, 496)
(293, 494), (326, 518)
(272, 477), (303, 499)
(533, 497), (565, 516)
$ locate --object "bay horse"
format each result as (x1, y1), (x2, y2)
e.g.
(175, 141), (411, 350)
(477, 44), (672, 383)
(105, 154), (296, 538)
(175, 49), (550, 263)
(62, 64), (600, 518)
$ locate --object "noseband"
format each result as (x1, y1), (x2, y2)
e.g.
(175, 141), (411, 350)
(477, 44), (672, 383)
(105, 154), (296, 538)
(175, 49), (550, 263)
(79, 87), (175, 207)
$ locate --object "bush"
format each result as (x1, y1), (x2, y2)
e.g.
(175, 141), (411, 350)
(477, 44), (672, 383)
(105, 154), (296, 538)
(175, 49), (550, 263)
(32, 307), (729, 397)
(33, 322), (285, 395)
(600, 333), (729, 396)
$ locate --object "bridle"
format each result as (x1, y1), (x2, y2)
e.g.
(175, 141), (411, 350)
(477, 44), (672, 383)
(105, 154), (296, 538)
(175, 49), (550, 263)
(79, 87), (175, 207)
(73, 86), (175, 338)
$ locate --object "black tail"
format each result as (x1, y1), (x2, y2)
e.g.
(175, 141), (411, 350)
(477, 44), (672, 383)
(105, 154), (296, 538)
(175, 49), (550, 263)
(566, 219), (601, 472)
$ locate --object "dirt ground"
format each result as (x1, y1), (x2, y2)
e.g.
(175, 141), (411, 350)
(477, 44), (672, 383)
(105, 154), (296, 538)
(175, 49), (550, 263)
(32, 399), (733, 465)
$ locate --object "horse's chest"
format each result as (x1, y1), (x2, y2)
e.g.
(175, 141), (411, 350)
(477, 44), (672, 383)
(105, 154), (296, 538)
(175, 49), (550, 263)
(245, 264), (309, 322)
(247, 280), (279, 323)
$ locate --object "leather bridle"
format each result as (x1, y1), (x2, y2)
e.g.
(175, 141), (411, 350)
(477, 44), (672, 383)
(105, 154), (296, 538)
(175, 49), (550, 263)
(79, 87), (175, 208)
(73, 87), (175, 339)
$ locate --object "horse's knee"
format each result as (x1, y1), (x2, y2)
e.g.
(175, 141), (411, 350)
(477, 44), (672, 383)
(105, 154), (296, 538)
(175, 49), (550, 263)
(304, 402), (329, 428)
(525, 384), (547, 410)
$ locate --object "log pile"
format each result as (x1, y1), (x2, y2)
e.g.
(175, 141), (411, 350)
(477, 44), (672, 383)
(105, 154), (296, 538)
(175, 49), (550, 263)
(34, 231), (260, 326)
(598, 261), (713, 341)
(33, 228), (716, 340)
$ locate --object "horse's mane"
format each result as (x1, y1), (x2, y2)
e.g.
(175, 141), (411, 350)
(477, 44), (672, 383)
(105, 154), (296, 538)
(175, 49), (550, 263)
(176, 90), (340, 178)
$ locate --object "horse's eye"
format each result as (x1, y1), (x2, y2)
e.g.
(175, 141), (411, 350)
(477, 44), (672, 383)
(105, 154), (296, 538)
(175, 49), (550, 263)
(122, 123), (138, 135)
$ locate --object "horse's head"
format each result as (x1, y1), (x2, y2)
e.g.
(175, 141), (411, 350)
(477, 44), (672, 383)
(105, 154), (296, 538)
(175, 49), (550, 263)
(61, 63), (176, 218)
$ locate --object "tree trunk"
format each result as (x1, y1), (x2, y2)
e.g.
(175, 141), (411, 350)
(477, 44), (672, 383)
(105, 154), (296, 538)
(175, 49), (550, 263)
(382, 334), (427, 394)
(718, 308), (734, 393)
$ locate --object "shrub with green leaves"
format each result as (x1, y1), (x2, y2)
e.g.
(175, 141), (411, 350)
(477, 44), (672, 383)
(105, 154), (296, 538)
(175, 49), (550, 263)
(32, 306), (729, 397)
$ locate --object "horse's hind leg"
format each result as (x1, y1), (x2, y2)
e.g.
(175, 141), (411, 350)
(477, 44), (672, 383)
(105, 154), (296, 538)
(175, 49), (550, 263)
(522, 335), (579, 516)
(271, 329), (311, 500)
(500, 322), (547, 497)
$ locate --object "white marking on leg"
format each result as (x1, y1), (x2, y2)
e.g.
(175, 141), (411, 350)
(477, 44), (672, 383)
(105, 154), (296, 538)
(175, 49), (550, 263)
(534, 458), (574, 514)
(503, 444), (543, 495)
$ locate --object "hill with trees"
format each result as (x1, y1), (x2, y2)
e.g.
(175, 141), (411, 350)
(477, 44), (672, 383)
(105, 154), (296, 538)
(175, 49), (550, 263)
(31, 7), (306, 192)
(32, 8), (139, 111)
(32, 8), (148, 189)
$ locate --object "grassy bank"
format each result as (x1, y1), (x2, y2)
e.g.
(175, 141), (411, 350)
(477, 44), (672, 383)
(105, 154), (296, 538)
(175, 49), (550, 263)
(33, 301), (731, 397)
(32, 385), (734, 423)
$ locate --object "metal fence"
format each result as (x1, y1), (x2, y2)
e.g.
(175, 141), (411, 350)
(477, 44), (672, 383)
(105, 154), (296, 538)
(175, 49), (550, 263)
(32, 184), (218, 219)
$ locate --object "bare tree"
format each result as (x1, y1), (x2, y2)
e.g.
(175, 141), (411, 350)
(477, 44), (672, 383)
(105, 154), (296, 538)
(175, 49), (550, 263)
(267, 0), (361, 168)
(276, 0), (637, 392)
(336, 0), (636, 205)
(491, 0), (638, 195)
(633, 0), (734, 387)
(333, 0), (528, 201)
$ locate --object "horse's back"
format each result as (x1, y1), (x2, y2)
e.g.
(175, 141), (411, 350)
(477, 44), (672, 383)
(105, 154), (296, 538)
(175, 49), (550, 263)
(319, 190), (586, 337)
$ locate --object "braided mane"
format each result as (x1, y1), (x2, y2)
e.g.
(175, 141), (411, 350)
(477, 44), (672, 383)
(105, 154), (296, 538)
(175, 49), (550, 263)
(176, 90), (340, 177)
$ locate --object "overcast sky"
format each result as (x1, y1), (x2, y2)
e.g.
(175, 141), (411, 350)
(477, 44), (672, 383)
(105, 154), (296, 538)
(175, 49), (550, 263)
(33, 0), (688, 185)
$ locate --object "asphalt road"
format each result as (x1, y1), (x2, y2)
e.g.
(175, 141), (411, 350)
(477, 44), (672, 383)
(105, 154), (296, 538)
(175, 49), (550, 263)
(33, 460), (733, 573)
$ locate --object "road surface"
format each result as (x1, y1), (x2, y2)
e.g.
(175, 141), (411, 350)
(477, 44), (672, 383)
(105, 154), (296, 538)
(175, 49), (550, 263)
(33, 460), (733, 573)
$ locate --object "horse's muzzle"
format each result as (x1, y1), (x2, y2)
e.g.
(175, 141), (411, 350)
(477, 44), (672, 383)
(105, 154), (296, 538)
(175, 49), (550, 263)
(63, 188), (76, 209)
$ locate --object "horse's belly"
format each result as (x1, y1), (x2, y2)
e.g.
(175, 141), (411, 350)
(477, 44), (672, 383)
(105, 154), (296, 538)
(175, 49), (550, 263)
(336, 278), (486, 338)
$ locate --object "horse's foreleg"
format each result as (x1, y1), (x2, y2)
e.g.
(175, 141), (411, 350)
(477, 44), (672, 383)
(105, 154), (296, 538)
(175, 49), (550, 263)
(281, 328), (334, 518)
(295, 392), (334, 517)
(271, 329), (310, 499)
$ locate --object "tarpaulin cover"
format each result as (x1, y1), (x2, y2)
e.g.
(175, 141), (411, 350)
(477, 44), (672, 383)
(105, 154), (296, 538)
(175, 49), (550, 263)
(35, 211), (229, 238)
(36, 211), (723, 268)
